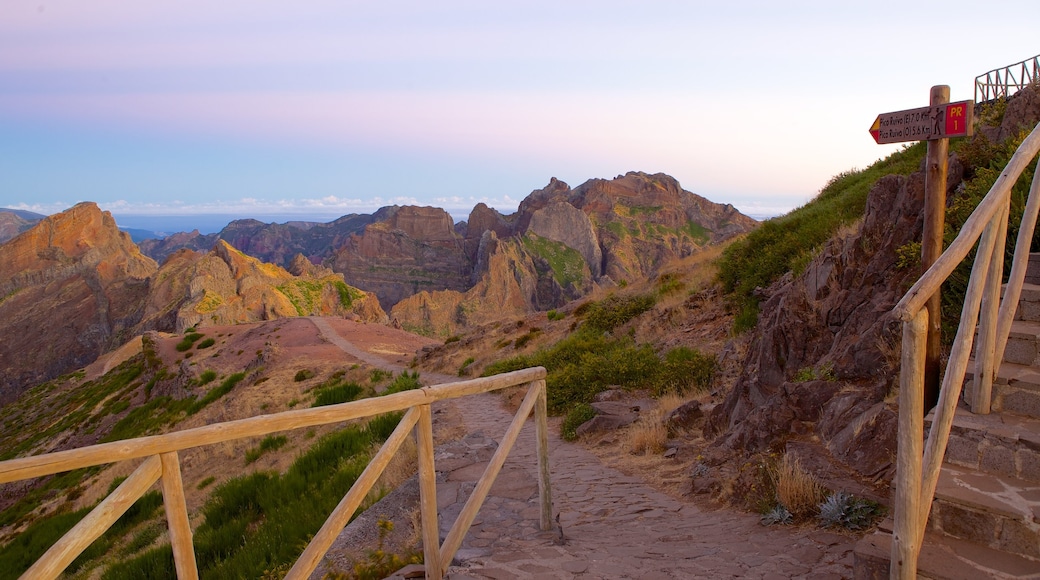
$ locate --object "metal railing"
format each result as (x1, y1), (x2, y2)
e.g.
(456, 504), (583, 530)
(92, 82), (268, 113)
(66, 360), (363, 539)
(975, 54), (1040, 103)
(0, 367), (552, 580)
(889, 121), (1040, 578)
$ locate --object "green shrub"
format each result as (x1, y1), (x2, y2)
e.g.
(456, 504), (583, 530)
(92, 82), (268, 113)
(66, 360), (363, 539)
(312, 382), (364, 407)
(195, 338), (215, 349)
(561, 403), (597, 441)
(369, 368), (391, 383)
(717, 143), (926, 332)
(514, 328), (541, 349)
(483, 327), (718, 418)
(197, 476), (216, 490)
(817, 491), (885, 530)
(189, 372), (246, 414)
(104, 419), (401, 579)
(244, 435), (289, 464)
(580, 293), (656, 332)
(381, 371), (421, 395)
(656, 347), (718, 394)
(546, 309), (565, 321)
(198, 370), (217, 385)
(293, 369), (315, 382)
(457, 357), (476, 377)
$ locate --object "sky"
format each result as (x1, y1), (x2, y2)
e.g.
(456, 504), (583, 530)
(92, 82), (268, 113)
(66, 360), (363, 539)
(0, 1), (1037, 232)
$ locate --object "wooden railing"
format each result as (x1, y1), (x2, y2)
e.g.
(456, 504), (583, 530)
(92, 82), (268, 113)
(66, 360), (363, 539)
(0, 367), (552, 580)
(975, 54), (1040, 103)
(889, 121), (1040, 578)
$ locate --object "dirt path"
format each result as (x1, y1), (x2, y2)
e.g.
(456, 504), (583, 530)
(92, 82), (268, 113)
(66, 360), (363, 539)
(311, 318), (857, 579)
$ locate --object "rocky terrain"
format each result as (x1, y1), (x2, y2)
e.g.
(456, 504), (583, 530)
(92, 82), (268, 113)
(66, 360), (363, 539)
(0, 209), (44, 244)
(137, 172), (757, 335)
(0, 203), (383, 403)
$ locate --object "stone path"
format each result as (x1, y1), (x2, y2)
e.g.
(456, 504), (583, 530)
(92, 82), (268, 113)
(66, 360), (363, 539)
(312, 318), (858, 579)
(434, 392), (855, 580)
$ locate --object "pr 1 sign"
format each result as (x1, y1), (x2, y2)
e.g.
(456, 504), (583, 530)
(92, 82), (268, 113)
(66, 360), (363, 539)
(869, 100), (974, 144)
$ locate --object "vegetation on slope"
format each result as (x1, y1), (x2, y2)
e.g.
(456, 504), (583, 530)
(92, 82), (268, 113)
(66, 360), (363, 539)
(718, 94), (1039, 337)
(482, 290), (718, 438)
(717, 143), (927, 331)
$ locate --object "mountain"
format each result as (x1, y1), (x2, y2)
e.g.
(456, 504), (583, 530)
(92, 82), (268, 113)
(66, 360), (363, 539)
(0, 203), (383, 403)
(0, 208), (45, 244)
(391, 172), (757, 335)
(0, 202), (157, 403)
(137, 171), (757, 333)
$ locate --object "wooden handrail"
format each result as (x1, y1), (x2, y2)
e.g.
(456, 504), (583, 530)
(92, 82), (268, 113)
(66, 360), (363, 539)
(891, 119), (1040, 578)
(2, 366), (551, 580)
(894, 122), (1040, 322)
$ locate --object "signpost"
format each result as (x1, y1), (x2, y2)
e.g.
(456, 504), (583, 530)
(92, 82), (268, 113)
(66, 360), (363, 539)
(870, 87), (975, 416)
(869, 99), (974, 144)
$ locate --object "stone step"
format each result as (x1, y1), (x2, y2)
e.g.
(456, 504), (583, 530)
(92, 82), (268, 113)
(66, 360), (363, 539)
(854, 526), (1040, 579)
(1027, 254), (1040, 286)
(929, 464), (1040, 559)
(927, 405), (1040, 480)
(966, 361), (1040, 419)
(1011, 282), (1040, 323)
(1002, 320), (1040, 366)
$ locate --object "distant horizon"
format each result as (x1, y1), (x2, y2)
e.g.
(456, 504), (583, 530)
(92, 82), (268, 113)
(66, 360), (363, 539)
(4, 2), (1034, 230)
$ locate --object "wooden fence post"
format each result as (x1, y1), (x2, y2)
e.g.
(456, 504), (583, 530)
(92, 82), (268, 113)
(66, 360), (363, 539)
(892, 309), (927, 579)
(159, 451), (198, 580)
(922, 85), (950, 414)
(417, 404), (442, 578)
(535, 379), (553, 531)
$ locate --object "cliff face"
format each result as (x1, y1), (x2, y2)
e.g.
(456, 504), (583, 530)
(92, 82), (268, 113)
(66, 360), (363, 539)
(135, 172), (757, 332)
(704, 171), (928, 482)
(0, 203), (158, 403)
(0, 210), (43, 245)
(389, 172), (755, 336)
(140, 241), (386, 332)
(138, 213), (381, 268)
(0, 205), (385, 402)
(325, 206), (473, 311)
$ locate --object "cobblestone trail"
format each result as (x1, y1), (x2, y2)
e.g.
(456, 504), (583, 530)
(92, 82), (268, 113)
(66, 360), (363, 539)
(311, 318), (857, 579)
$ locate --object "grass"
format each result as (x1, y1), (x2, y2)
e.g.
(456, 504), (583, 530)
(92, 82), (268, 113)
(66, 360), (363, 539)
(244, 434), (289, 464)
(716, 142), (927, 332)
(483, 319), (717, 417)
(0, 490), (164, 579)
(312, 381), (364, 407)
(625, 392), (685, 455)
(522, 234), (588, 289)
(457, 357), (476, 377)
(771, 454), (825, 519)
(102, 414), (405, 580)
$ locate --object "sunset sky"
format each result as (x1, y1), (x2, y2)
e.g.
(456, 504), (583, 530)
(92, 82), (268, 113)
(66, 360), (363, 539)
(1, 1), (1037, 231)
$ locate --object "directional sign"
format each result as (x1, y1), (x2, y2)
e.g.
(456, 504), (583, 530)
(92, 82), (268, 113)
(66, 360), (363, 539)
(870, 100), (974, 144)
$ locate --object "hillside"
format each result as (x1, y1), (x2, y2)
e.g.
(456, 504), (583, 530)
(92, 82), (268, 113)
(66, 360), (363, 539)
(138, 172), (757, 330)
(2, 88), (1036, 577)
(0, 209), (44, 244)
(0, 317), (437, 578)
(0, 204), (383, 403)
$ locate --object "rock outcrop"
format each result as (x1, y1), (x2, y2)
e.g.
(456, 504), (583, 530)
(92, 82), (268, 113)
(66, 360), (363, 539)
(138, 242), (386, 332)
(325, 206), (473, 311)
(136, 172), (757, 332)
(0, 202), (158, 403)
(0, 209), (44, 244)
(0, 205), (385, 403)
(389, 172), (757, 335)
(704, 170), (929, 482)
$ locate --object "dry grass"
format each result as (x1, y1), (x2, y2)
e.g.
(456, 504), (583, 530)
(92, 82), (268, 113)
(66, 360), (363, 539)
(625, 393), (686, 455)
(771, 453), (824, 518)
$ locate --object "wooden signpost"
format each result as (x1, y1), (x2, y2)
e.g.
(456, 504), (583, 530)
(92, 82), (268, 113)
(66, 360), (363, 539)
(870, 86), (974, 414)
